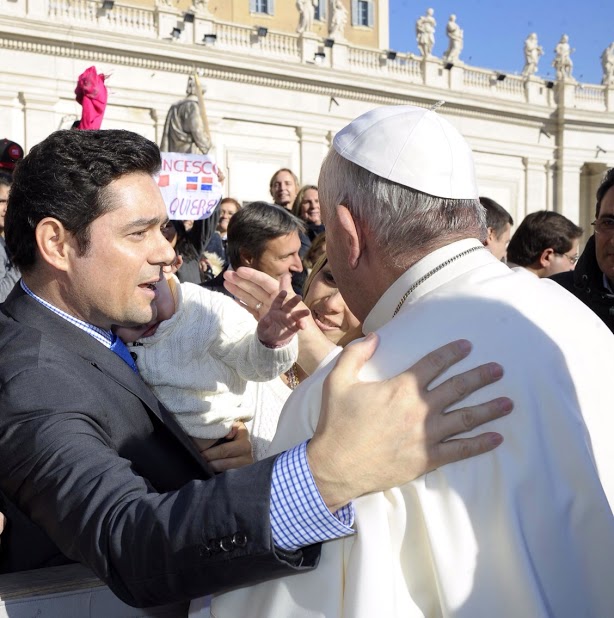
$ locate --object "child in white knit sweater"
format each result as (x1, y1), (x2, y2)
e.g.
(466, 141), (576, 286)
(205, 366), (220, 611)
(115, 273), (308, 457)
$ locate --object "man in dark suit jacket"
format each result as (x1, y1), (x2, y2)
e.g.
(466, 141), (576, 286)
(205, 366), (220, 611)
(0, 129), (509, 607)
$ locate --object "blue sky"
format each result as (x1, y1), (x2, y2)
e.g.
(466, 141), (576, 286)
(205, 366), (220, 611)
(388, 1), (614, 85)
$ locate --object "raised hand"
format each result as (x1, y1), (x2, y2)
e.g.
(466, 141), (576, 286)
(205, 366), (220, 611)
(224, 268), (295, 320)
(257, 289), (311, 348)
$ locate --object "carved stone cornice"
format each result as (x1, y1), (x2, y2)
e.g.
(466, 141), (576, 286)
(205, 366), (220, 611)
(0, 33), (594, 129)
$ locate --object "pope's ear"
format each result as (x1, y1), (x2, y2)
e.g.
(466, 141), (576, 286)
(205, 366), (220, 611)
(336, 205), (363, 270)
(35, 217), (73, 272)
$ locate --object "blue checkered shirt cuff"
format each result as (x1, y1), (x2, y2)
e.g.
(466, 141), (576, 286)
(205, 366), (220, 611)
(270, 441), (355, 551)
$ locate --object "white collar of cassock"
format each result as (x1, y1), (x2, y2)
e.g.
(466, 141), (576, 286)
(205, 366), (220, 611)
(363, 238), (493, 333)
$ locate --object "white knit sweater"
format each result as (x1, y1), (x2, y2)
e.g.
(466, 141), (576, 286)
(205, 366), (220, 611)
(131, 281), (298, 439)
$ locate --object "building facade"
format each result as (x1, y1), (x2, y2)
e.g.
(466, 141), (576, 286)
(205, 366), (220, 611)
(1, 0), (613, 232)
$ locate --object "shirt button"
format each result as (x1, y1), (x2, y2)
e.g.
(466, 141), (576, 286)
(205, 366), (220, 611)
(232, 532), (248, 548)
(219, 536), (233, 552)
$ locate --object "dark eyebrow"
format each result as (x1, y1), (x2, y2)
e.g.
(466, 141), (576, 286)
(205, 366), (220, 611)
(119, 217), (163, 234)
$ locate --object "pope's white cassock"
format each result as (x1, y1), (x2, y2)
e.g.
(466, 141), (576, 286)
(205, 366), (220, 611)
(211, 238), (614, 618)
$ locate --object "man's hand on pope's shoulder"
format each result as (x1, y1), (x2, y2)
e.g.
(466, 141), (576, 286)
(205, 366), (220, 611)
(307, 335), (512, 512)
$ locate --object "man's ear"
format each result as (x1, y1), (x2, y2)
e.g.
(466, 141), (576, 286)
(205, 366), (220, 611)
(239, 248), (254, 267)
(484, 227), (496, 247)
(539, 248), (555, 268)
(336, 205), (363, 270)
(35, 217), (73, 272)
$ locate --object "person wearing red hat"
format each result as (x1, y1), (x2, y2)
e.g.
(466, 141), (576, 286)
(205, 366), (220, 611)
(0, 138), (24, 173)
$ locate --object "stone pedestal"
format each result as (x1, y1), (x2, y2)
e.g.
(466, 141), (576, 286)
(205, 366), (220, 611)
(299, 32), (320, 64)
(446, 61), (465, 90)
(421, 57), (447, 89)
(524, 76), (545, 105)
(194, 16), (215, 46)
(554, 78), (576, 107)
(155, 6), (181, 40)
(330, 40), (349, 71)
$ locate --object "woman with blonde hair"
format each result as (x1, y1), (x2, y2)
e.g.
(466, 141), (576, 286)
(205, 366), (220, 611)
(292, 184), (325, 240)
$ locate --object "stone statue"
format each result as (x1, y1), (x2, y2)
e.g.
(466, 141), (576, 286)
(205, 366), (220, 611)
(160, 76), (211, 154)
(442, 14), (463, 64)
(552, 34), (574, 81)
(329, 0), (348, 40)
(189, 0), (211, 17)
(415, 8), (436, 58)
(522, 32), (544, 77)
(601, 42), (614, 86)
(296, 0), (317, 35)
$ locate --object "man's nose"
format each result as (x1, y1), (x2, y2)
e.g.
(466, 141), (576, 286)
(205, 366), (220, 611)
(290, 254), (303, 272)
(154, 231), (177, 266)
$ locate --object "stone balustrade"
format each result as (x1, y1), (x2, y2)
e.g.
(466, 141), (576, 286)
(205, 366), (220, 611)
(2, 0), (610, 112)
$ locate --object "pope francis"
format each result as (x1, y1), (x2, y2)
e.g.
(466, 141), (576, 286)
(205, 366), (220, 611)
(210, 106), (614, 617)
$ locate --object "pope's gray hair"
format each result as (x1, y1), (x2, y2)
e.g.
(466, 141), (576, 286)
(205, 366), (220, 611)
(318, 148), (487, 265)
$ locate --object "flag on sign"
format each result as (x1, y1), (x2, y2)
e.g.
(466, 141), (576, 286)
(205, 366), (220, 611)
(158, 174), (170, 187)
(200, 175), (213, 191)
(186, 176), (198, 191)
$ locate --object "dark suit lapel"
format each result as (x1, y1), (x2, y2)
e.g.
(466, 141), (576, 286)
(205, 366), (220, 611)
(2, 286), (213, 476)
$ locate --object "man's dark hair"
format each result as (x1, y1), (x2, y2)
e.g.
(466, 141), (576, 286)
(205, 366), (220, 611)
(480, 196), (513, 235)
(507, 210), (583, 267)
(596, 168), (614, 217)
(5, 129), (161, 271)
(0, 171), (12, 188)
(227, 201), (304, 270)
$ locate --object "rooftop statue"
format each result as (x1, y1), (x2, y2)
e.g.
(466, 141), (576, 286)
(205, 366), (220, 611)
(522, 33), (544, 77)
(416, 8), (436, 58)
(296, 0), (317, 35)
(442, 14), (463, 64)
(329, 0), (348, 41)
(601, 42), (614, 86)
(553, 34), (574, 81)
(189, 0), (211, 17)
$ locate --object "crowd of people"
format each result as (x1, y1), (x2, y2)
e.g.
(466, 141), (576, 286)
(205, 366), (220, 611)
(0, 104), (613, 617)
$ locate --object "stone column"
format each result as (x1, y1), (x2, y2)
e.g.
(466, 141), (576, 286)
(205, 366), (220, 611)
(0, 93), (24, 146)
(150, 108), (164, 146)
(296, 126), (327, 185)
(555, 160), (582, 222)
(19, 92), (58, 151)
(523, 157), (549, 213)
